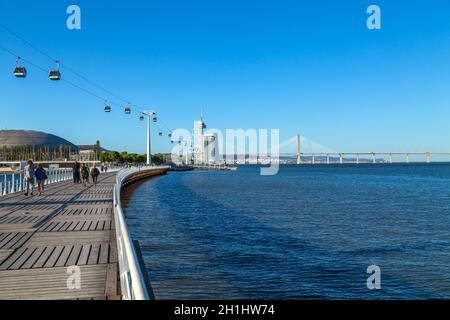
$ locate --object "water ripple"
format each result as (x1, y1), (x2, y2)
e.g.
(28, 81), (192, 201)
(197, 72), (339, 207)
(122, 164), (450, 300)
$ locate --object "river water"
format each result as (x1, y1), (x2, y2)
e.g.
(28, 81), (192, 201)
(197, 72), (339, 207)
(121, 164), (450, 299)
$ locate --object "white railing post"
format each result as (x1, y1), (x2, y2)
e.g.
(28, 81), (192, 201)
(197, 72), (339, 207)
(18, 173), (22, 192)
(11, 173), (15, 194)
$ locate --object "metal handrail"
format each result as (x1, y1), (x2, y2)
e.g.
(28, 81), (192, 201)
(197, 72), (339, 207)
(0, 168), (74, 196)
(113, 166), (168, 300)
(0, 166), (124, 196)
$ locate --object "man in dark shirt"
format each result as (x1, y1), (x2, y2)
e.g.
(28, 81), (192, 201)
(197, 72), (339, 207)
(72, 161), (81, 183)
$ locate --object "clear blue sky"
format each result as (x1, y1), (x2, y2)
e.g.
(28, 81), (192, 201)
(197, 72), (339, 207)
(1, 0), (449, 153)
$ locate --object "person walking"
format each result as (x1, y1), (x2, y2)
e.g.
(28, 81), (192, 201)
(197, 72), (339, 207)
(35, 164), (48, 196)
(90, 165), (100, 188)
(23, 160), (36, 196)
(73, 161), (81, 184)
(80, 163), (89, 187)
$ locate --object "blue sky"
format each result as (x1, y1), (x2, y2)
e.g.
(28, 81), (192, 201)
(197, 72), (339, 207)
(0, 0), (449, 153)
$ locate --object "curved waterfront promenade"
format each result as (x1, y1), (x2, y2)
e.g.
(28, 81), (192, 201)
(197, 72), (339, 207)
(0, 168), (167, 300)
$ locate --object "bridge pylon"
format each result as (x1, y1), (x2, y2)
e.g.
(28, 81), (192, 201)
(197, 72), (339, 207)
(297, 134), (301, 165)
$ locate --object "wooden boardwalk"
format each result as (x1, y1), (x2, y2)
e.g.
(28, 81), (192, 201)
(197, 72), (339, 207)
(0, 173), (120, 300)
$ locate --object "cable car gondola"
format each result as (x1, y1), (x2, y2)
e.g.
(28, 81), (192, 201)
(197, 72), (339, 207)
(153, 116), (157, 123)
(104, 102), (111, 113)
(159, 132), (163, 136)
(13, 57), (27, 78)
(139, 115), (145, 121)
(125, 105), (132, 114)
(49, 60), (61, 81)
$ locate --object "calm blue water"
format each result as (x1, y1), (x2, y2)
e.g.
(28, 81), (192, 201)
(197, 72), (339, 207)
(122, 164), (450, 300)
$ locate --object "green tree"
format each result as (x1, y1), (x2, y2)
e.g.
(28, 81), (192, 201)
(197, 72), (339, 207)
(136, 154), (146, 163)
(111, 151), (121, 163)
(99, 152), (108, 163)
(152, 154), (165, 165)
(120, 152), (130, 163)
(94, 140), (101, 161)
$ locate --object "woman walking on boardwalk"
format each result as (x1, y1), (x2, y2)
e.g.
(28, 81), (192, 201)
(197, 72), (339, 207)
(80, 163), (89, 187)
(23, 160), (35, 196)
(35, 164), (48, 196)
(90, 165), (100, 188)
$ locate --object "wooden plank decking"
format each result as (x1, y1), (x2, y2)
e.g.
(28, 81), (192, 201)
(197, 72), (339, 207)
(0, 173), (120, 300)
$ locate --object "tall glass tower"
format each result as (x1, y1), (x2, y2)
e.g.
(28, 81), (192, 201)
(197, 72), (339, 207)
(193, 117), (206, 164)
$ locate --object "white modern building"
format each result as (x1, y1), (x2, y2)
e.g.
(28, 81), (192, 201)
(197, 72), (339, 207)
(193, 117), (206, 164)
(191, 116), (220, 165)
(203, 133), (219, 164)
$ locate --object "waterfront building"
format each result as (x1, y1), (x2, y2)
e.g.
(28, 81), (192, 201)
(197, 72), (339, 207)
(191, 116), (222, 165)
(193, 117), (206, 165)
(0, 130), (109, 163)
(72, 144), (110, 162)
(0, 130), (77, 161)
(203, 133), (219, 164)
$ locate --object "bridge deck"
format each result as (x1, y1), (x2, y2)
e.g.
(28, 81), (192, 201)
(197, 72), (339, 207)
(0, 173), (120, 300)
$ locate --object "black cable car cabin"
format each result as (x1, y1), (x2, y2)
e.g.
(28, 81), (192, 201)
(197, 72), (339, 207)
(104, 106), (111, 113)
(14, 66), (27, 78)
(49, 61), (61, 80)
(125, 107), (132, 114)
(13, 57), (27, 78)
(49, 70), (61, 80)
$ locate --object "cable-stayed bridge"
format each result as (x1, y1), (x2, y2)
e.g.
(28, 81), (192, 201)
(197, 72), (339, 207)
(271, 135), (450, 164)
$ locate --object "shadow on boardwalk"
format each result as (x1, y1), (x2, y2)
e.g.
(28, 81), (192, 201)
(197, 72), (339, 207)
(0, 173), (120, 300)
